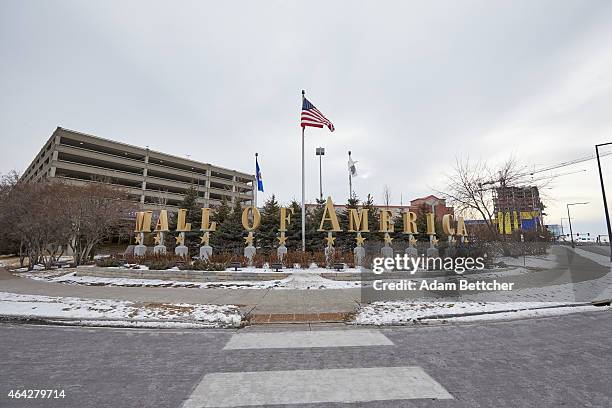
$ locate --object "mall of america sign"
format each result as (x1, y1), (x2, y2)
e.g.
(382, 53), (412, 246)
(131, 196), (468, 266)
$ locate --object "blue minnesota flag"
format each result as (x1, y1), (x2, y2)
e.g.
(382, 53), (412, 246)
(256, 155), (264, 192)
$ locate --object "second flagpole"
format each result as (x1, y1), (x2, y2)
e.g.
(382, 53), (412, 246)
(301, 90), (306, 252)
(348, 150), (352, 199)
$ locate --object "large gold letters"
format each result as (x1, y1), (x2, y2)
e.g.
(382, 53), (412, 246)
(348, 208), (369, 232)
(379, 210), (394, 233)
(132, 197), (472, 242)
(456, 216), (467, 236)
(154, 210), (169, 232)
(279, 207), (293, 232)
(426, 213), (436, 235)
(134, 211), (153, 232)
(241, 206), (261, 231)
(401, 211), (418, 234)
(318, 197), (342, 232)
(442, 214), (455, 235)
(200, 208), (217, 231)
(176, 209), (192, 232)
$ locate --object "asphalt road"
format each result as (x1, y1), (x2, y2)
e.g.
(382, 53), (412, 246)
(1, 310), (611, 408)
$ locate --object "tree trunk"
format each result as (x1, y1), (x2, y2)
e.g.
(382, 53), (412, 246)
(18, 239), (25, 268)
(83, 241), (96, 263)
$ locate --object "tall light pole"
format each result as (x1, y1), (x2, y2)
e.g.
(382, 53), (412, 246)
(595, 142), (612, 262)
(567, 202), (589, 248)
(315, 147), (325, 201)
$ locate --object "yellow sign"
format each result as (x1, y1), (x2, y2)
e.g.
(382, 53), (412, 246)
(318, 196), (342, 232)
(241, 206), (261, 231)
(176, 209), (192, 232)
(134, 211), (153, 233)
(348, 208), (369, 232)
(133, 196), (470, 240)
(154, 210), (169, 232)
(279, 207), (293, 232)
(200, 208), (217, 231)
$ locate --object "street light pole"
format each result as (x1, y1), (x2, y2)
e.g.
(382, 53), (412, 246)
(316, 147), (325, 201)
(567, 202), (589, 248)
(595, 142), (612, 262)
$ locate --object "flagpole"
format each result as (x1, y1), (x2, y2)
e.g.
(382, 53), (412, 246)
(254, 152), (258, 208)
(348, 150), (353, 199)
(301, 90), (306, 252)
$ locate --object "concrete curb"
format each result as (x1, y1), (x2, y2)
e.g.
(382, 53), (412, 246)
(352, 302), (609, 326)
(0, 314), (243, 329)
(407, 302), (596, 321)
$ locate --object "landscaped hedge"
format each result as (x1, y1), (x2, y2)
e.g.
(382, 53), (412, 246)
(94, 257), (123, 268)
(179, 260), (226, 271)
(94, 250), (362, 270)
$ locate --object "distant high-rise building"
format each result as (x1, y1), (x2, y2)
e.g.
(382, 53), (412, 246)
(493, 186), (544, 231)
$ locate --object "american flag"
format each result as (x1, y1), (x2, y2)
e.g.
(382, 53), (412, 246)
(301, 97), (335, 132)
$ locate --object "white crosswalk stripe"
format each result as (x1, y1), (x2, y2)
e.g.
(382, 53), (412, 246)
(183, 366), (453, 407)
(182, 329), (453, 407)
(223, 329), (394, 349)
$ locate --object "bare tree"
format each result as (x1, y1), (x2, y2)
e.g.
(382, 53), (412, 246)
(440, 156), (531, 241)
(0, 171), (21, 256)
(382, 185), (391, 209)
(0, 180), (73, 269)
(0, 171), (19, 191)
(0, 176), (133, 269)
(66, 182), (134, 265)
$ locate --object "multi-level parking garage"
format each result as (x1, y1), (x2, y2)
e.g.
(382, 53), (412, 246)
(21, 127), (255, 210)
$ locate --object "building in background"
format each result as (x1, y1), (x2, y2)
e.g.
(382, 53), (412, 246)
(493, 186), (544, 233)
(546, 224), (562, 240)
(408, 195), (454, 220)
(22, 127), (255, 210)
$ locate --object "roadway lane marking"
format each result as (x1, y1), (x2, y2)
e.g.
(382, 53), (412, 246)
(181, 366), (453, 407)
(223, 329), (393, 350)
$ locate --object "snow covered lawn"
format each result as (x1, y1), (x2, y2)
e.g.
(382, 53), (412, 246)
(19, 271), (363, 290)
(0, 292), (242, 328)
(353, 301), (608, 325)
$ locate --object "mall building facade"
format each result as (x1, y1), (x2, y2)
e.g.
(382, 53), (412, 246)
(22, 127), (256, 211)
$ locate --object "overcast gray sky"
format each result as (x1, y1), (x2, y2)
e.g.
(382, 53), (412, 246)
(1, 0), (612, 236)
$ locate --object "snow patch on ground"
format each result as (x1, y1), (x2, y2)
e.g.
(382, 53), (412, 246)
(12, 264), (46, 272)
(353, 301), (608, 325)
(0, 292), (242, 328)
(18, 271), (363, 290)
(436, 305), (609, 322)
